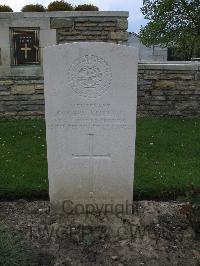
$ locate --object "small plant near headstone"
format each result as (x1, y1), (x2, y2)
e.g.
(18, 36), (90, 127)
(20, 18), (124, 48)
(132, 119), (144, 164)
(179, 183), (200, 239)
(21, 4), (46, 12)
(0, 5), (13, 12)
(75, 4), (99, 11)
(48, 1), (74, 11)
(83, 233), (93, 246)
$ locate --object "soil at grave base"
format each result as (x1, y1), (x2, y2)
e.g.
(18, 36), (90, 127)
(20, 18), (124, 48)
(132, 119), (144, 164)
(0, 200), (199, 266)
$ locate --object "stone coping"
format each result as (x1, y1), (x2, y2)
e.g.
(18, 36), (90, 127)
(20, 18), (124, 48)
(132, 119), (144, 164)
(0, 11), (129, 18)
(0, 62), (199, 78)
(0, 76), (43, 80)
(138, 62), (200, 71)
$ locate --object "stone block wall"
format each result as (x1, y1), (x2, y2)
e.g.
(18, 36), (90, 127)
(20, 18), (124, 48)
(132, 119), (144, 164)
(51, 16), (128, 43)
(138, 63), (200, 116)
(0, 77), (44, 117)
(0, 63), (199, 117)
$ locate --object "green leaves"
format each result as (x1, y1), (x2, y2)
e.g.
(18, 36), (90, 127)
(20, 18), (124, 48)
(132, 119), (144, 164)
(139, 0), (200, 59)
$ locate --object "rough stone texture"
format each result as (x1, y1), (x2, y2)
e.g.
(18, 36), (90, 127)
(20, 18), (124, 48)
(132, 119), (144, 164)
(117, 18), (128, 30)
(12, 84), (35, 95)
(0, 63), (199, 117)
(56, 16), (129, 44)
(43, 42), (137, 208)
(137, 63), (200, 116)
(109, 31), (129, 41)
(50, 18), (73, 29)
(0, 77), (44, 117)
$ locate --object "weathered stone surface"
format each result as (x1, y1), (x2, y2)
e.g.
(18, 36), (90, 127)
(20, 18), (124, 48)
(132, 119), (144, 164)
(101, 22), (116, 26)
(0, 95), (15, 101)
(74, 17), (119, 22)
(0, 80), (13, 85)
(35, 84), (44, 90)
(151, 90), (164, 96)
(51, 18), (73, 29)
(75, 22), (98, 27)
(0, 90), (10, 96)
(74, 26), (104, 31)
(15, 79), (42, 85)
(151, 96), (166, 101)
(109, 31), (129, 41)
(12, 85), (35, 95)
(0, 85), (9, 91)
(138, 80), (153, 85)
(16, 111), (44, 116)
(160, 74), (194, 80)
(195, 72), (200, 80)
(56, 16), (128, 44)
(44, 42), (138, 209)
(81, 31), (108, 36)
(143, 74), (160, 80)
(58, 31), (81, 36)
(154, 80), (176, 88)
(86, 35), (108, 40)
(31, 94), (44, 100)
(103, 27), (116, 31)
(58, 35), (88, 41)
(1, 111), (17, 116)
(0, 103), (4, 112)
(117, 18), (128, 30)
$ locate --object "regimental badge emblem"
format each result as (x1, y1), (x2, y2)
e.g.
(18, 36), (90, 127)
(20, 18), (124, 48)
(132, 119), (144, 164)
(69, 55), (112, 98)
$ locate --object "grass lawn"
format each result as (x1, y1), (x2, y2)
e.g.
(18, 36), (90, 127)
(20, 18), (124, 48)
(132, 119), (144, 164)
(0, 119), (48, 199)
(0, 117), (199, 200)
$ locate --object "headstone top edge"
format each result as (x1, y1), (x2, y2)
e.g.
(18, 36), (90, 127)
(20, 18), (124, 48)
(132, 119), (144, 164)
(43, 41), (138, 53)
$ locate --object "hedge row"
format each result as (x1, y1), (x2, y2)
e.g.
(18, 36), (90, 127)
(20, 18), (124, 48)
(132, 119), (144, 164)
(0, 2), (99, 12)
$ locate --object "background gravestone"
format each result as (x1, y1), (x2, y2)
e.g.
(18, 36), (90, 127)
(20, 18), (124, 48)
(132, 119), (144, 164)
(44, 42), (138, 210)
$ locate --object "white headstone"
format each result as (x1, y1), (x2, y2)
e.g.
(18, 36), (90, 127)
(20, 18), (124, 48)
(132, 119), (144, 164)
(44, 42), (138, 212)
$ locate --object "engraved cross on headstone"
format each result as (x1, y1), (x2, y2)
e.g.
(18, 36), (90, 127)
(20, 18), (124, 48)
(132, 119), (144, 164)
(72, 134), (111, 196)
(21, 43), (31, 59)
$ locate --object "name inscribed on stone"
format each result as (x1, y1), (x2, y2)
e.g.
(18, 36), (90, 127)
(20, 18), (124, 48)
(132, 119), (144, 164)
(48, 103), (131, 130)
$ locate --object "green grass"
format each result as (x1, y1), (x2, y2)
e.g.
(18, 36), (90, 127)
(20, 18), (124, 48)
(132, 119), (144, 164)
(0, 118), (199, 200)
(0, 119), (48, 199)
(135, 117), (200, 199)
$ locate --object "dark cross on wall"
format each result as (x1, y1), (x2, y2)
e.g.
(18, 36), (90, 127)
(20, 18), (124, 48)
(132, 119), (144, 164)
(12, 29), (40, 65)
(21, 43), (31, 59)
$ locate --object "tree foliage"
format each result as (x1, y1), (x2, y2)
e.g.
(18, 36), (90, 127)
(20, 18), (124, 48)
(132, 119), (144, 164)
(0, 5), (13, 12)
(75, 4), (99, 11)
(48, 1), (74, 11)
(21, 4), (45, 12)
(139, 0), (200, 60)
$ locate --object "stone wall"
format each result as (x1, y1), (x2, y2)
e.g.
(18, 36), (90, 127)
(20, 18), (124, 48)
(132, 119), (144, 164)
(138, 63), (200, 116)
(0, 77), (44, 117)
(0, 11), (128, 77)
(53, 15), (128, 43)
(0, 63), (199, 117)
